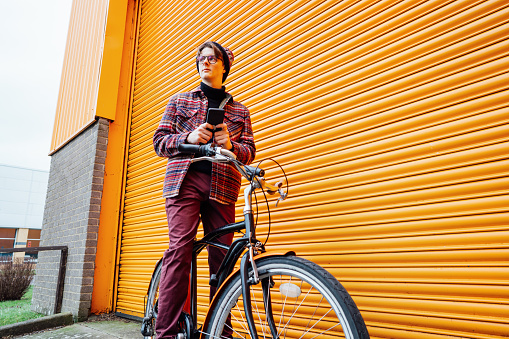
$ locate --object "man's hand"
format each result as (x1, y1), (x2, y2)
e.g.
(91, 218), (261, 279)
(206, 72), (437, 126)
(213, 123), (232, 150)
(187, 123), (214, 144)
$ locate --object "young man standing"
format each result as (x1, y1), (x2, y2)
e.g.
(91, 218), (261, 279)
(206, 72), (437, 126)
(153, 41), (256, 339)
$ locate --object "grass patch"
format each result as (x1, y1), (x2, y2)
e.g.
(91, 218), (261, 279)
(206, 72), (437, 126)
(0, 286), (44, 326)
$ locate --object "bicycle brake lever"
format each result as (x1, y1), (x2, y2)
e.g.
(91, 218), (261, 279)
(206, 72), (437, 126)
(275, 189), (287, 207)
(265, 180), (283, 195)
(218, 147), (236, 159)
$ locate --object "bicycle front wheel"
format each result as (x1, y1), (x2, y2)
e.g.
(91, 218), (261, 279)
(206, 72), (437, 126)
(205, 255), (369, 339)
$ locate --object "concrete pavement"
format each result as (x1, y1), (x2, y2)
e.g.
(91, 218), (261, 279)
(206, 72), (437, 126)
(1, 313), (142, 339)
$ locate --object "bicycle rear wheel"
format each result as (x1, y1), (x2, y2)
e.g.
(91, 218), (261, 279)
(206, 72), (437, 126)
(205, 255), (369, 339)
(142, 260), (162, 339)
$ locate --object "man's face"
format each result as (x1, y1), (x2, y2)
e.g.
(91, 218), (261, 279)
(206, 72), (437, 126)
(198, 47), (225, 88)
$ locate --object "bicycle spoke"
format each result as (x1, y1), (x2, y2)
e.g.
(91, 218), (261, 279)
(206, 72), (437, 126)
(285, 278), (299, 339)
(277, 274), (289, 335)
(199, 329), (245, 339)
(301, 307), (334, 339)
(300, 295), (324, 339)
(262, 278), (279, 339)
(251, 285), (268, 338)
(308, 321), (341, 339)
(278, 284), (314, 338)
(228, 314), (250, 339)
(231, 327), (248, 339)
(232, 303), (249, 334)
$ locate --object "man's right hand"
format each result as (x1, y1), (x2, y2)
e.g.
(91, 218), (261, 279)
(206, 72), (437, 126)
(186, 123), (214, 144)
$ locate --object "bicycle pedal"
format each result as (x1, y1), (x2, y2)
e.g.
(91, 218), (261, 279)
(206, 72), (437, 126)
(140, 318), (154, 336)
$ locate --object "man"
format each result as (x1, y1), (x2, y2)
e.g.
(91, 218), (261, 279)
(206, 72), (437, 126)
(153, 41), (256, 339)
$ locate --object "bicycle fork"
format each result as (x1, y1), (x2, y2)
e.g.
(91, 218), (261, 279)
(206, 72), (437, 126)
(240, 207), (279, 339)
(240, 249), (280, 339)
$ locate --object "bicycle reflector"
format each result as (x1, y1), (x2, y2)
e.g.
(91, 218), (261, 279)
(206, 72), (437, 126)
(279, 282), (302, 298)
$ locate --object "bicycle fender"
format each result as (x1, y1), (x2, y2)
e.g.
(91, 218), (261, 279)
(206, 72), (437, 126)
(199, 250), (296, 339)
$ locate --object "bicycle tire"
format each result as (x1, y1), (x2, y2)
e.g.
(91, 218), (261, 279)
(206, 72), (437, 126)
(204, 255), (369, 339)
(143, 260), (162, 339)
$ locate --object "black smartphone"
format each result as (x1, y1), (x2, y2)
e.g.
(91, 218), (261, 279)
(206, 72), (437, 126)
(206, 108), (225, 126)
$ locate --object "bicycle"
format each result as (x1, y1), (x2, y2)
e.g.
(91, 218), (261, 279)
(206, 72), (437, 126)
(141, 143), (369, 339)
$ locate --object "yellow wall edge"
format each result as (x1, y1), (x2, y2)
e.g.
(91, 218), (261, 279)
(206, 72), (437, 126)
(91, 0), (137, 314)
(95, 0), (129, 121)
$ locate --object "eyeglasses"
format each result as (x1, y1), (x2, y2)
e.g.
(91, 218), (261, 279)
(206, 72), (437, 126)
(197, 55), (221, 64)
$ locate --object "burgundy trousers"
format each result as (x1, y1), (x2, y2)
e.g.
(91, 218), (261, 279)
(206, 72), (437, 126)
(155, 170), (235, 339)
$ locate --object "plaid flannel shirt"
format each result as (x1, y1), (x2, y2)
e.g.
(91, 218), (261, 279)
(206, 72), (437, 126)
(153, 87), (256, 205)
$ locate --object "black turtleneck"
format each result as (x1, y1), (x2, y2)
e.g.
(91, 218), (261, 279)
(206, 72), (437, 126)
(200, 82), (226, 108)
(189, 82), (227, 174)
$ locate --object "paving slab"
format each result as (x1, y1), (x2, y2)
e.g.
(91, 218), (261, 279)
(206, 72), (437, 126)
(11, 317), (141, 339)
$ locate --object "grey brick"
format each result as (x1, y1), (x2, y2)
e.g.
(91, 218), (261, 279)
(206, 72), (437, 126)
(33, 118), (110, 320)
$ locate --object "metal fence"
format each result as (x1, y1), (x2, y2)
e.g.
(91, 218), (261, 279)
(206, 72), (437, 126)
(0, 246), (68, 313)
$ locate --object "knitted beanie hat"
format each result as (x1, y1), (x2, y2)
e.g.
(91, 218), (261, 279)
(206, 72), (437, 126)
(196, 41), (235, 83)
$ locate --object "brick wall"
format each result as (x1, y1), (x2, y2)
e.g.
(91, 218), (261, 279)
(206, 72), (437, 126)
(32, 118), (109, 320)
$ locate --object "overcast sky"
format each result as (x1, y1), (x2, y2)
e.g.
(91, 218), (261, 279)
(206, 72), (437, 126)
(0, 0), (72, 172)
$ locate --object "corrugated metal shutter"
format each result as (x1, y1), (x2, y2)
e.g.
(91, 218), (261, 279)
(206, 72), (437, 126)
(50, 0), (109, 154)
(115, 1), (509, 337)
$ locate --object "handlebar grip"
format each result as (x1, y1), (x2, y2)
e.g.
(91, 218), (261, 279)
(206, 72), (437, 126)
(178, 143), (200, 153)
(245, 165), (265, 178)
(178, 143), (215, 156)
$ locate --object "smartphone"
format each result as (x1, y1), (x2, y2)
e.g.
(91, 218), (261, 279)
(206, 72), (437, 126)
(206, 108), (225, 126)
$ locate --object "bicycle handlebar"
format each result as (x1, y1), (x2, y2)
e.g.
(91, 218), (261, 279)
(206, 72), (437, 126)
(178, 143), (265, 178)
(178, 143), (215, 157)
(178, 142), (287, 246)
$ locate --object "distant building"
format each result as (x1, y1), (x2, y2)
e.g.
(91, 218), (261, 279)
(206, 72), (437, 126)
(0, 164), (48, 260)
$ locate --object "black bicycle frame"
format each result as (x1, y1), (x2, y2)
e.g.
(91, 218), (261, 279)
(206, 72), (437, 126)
(188, 221), (246, 333)
(186, 209), (264, 339)
(152, 146), (280, 338)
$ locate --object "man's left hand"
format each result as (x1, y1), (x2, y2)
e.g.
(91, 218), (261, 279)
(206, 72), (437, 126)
(214, 123), (232, 150)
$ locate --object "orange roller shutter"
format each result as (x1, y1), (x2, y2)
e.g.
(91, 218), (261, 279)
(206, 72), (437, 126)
(114, 1), (509, 337)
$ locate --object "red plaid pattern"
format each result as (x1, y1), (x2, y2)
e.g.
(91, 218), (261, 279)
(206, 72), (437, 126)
(153, 87), (256, 204)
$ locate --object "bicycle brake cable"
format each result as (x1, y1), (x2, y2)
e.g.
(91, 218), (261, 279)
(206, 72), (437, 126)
(234, 156), (288, 247)
(251, 158), (288, 247)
